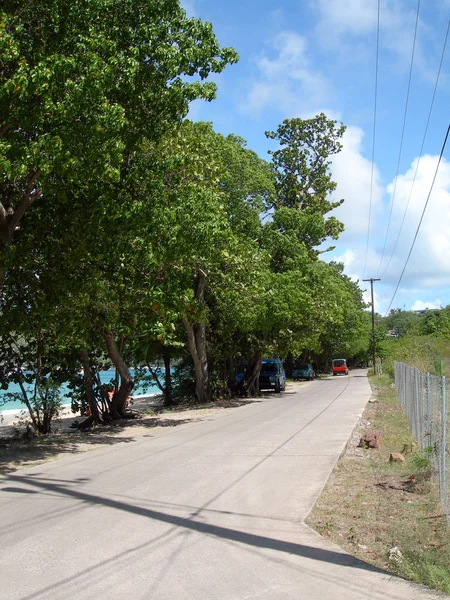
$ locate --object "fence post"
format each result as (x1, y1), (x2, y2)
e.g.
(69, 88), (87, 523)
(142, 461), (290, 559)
(404, 363), (408, 411)
(441, 376), (447, 506)
(415, 369), (421, 445)
(426, 372), (432, 450)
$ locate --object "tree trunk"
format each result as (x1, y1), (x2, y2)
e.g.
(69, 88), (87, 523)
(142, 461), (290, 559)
(163, 351), (173, 407)
(103, 333), (134, 418)
(80, 350), (102, 423)
(195, 321), (210, 400)
(184, 320), (210, 403)
(226, 357), (236, 396)
(17, 379), (38, 431)
(147, 352), (173, 408)
(239, 352), (262, 397)
(183, 268), (211, 403)
(284, 353), (294, 379)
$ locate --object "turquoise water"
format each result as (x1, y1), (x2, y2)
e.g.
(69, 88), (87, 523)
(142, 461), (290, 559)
(0, 369), (162, 413)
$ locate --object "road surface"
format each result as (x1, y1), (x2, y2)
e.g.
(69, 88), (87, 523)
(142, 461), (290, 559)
(0, 371), (443, 599)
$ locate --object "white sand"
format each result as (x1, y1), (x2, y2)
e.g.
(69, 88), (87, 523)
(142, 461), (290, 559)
(0, 394), (161, 431)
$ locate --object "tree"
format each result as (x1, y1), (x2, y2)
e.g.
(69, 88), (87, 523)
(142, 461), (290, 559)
(312, 262), (370, 369)
(1, 2), (239, 421)
(229, 114), (350, 393)
(1, 105), (371, 424)
(265, 113), (346, 245)
(140, 122), (239, 404)
(0, 273), (79, 433)
(383, 309), (422, 337)
(0, 0), (238, 286)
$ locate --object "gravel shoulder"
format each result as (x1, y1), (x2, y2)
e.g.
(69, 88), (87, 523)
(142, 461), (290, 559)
(306, 374), (450, 594)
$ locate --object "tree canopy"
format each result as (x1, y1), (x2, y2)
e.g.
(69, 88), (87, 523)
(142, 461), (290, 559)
(1, 7), (370, 430)
(0, 0), (238, 285)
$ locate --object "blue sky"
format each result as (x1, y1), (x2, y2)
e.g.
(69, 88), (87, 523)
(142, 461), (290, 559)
(184, 0), (450, 315)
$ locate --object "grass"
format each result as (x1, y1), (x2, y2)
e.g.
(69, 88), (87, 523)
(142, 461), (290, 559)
(382, 335), (450, 379)
(306, 372), (450, 593)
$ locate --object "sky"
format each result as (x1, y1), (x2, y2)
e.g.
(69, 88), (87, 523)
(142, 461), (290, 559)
(182, 0), (450, 315)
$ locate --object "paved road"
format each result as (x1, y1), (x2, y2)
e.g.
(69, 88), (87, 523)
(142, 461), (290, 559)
(0, 371), (444, 599)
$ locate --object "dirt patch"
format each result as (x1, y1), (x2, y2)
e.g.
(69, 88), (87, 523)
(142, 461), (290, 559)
(306, 374), (450, 593)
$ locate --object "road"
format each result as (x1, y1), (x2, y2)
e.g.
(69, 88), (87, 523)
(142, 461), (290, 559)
(0, 371), (443, 599)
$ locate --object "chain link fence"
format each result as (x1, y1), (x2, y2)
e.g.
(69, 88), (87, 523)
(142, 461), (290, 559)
(394, 361), (449, 521)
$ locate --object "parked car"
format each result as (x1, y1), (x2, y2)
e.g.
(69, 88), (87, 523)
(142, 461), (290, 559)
(292, 363), (315, 381)
(259, 359), (286, 393)
(332, 358), (348, 376)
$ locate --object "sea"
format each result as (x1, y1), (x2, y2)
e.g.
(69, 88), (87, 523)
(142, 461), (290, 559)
(0, 368), (162, 414)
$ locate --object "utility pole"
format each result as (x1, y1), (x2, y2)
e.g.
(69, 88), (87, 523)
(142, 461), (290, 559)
(363, 278), (380, 375)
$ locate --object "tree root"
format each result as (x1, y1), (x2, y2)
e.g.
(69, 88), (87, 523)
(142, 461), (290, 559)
(119, 410), (140, 419)
(71, 416), (94, 430)
(70, 410), (141, 430)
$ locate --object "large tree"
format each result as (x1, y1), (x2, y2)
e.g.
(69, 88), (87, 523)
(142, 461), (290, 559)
(0, 0), (238, 286)
(265, 113), (346, 244)
(230, 114), (349, 393)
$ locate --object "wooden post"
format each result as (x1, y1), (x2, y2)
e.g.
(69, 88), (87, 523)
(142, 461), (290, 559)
(363, 278), (380, 375)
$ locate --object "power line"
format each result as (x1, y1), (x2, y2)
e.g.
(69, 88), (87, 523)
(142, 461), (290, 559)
(381, 20), (450, 278)
(384, 124), (450, 316)
(363, 0), (381, 278)
(376, 0), (421, 276)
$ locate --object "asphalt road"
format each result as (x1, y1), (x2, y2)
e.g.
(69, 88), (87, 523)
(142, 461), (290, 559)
(0, 371), (444, 599)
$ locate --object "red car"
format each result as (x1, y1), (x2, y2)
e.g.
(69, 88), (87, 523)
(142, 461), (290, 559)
(332, 358), (348, 376)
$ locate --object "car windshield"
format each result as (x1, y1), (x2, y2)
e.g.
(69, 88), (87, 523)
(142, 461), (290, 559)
(262, 363), (278, 373)
(333, 359), (346, 367)
(297, 364), (309, 369)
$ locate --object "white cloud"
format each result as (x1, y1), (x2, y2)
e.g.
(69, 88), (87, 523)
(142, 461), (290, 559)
(330, 153), (450, 313)
(330, 249), (380, 308)
(381, 155), (450, 287)
(333, 248), (356, 267)
(314, 0), (379, 35)
(329, 126), (384, 236)
(243, 31), (332, 115)
(311, 0), (432, 75)
(410, 299), (443, 311)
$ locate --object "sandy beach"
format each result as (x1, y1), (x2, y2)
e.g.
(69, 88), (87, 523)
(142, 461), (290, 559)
(0, 393), (161, 434)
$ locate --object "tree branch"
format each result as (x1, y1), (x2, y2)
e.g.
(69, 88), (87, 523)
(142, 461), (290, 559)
(103, 332), (132, 383)
(0, 202), (7, 227)
(8, 170), (42, 235)
(195, 268), (207, 301)
(147, 363), (165, 393)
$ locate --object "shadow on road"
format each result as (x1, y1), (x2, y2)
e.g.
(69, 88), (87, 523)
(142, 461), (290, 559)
(0, 417), (197, 475)
(3, 472), (393, 593)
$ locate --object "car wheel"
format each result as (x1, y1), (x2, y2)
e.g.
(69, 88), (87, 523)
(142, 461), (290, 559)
(333, 372), (336, 376)
(275, 381), (281, 393)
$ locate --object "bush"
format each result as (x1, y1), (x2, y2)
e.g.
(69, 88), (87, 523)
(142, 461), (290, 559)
(5, 381), (63, 434)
